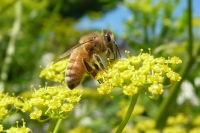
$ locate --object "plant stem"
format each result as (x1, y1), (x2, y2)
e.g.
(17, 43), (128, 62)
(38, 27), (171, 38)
(155, 0), (195, 129)
(155, 58), (195, 129)
(0, 0), (21, 91)
(47, 118), (57, 133)
(53, 119), (63, 133)
(115, 93), (139, 133)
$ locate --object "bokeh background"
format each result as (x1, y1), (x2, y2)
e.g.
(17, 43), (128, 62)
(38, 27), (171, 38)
(0, 0), (200, 133)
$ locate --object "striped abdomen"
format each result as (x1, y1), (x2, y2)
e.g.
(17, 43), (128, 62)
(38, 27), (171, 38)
(65, 49), (89, 89)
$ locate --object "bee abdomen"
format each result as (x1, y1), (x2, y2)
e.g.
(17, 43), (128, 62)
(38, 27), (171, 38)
(65, 73), (78, 89)
(65, 58), (85, 89)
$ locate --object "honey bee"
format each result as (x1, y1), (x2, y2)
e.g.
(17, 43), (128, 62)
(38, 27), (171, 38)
(54, 29), (120, 89)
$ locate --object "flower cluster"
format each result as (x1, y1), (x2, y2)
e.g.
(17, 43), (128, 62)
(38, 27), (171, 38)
(1, 119), (31, 133)
(112, 119), (159, 133)
(96, 50), (182, 97)
(113, 112), (200, 133)
(21, 85), (82, 120)
(39, 59), (69, 83)
(164, 114), (200, 133)
(167, 113), (188, 126)
(0, 93), (23, 121)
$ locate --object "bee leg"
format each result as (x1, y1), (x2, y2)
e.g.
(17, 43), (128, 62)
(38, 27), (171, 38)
(93, 54), (107, 84)
(83, 58), (94, 73)
(83, 55), (106, 83)
(105, 48), (116, 61)
(114, 42), (121, 58)
(97, 80), (102, 84)
(83, 58), (99, 79)
(93, 54), (106, 72)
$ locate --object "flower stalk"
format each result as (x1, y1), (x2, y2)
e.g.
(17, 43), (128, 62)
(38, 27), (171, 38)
(115, 93), (139, 133)
(53, 119), (63, 133)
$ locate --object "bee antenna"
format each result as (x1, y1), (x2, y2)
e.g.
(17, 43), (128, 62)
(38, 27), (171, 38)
(114, 42), (121, 58)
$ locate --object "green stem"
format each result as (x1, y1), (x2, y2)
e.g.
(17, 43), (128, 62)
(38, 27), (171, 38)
(115, 93), (139, 133)
(155, 58), (195, 129)
(47, 118), (57, 133)
(0, 0), (21, 91)
(53, 119), (63, 133)
(155, 0), (195, 129)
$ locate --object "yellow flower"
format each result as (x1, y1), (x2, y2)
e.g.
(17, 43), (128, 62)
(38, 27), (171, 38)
(47, 99), (62, 109)
(192, 115), (200, 126)
(0, 108), (8, 118)
(0, 93), (23, 120)
(6, 119), (32, 133)
(166, 71), (181, 82)
(21, 85), (82, 120)
(121, 70), (133, 82)
(21, 99), (32, 112)
(29, 97), (44, 107)
(97, 82), (112, 95)
(61, 103), (74, 112)
(0, 124), (3, 131)
(163, 126), (186, 133)
(117, 103), (145, 118)
(148, 84), (164, 95)
(167, 113), (188, 125)
(189, 127), (200, 133)
(147, 74), (164, 84)
(95, 50), (182, 98)
(68, 126), (92, 133)
(30, 110), (42, 120)
(113, 59), (130, 71)
(130, 56), (141, 69)
(39, 49), (181, 99)
(154, 57), (165, 64)
(135, 119), (157, 132)
(169, 56), (182, 64)
(123, 84), (138, 96)
(39, 59), (69, 83)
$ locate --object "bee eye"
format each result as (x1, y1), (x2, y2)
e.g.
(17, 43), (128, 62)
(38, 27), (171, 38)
(105, 34), (111, 42)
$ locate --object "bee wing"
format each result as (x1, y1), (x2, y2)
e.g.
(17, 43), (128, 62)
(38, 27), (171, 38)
(53, 39), (94, 64)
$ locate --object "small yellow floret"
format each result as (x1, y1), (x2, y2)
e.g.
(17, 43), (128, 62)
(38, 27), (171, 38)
(123, 84), (138, 96)
(97, 82), (112, 95)
(148, 84), (164, 95)
(30, 110), (42, 120)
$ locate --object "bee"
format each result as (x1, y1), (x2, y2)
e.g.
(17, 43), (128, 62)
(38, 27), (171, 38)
(54, 29), (120, 89)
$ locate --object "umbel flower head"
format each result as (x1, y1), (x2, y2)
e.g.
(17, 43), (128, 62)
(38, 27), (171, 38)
(37, 59), (83, 121)
(4, 119), (32, 133)
(21, 85), (82, 120)
(39, 49), (181, 98)
(39, 59), (69, 83)
(96, 49), (182, 98)
(0, 93), (23, 121)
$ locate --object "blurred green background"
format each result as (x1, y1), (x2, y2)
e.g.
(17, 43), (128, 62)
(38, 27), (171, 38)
(0, 0), (200, 133)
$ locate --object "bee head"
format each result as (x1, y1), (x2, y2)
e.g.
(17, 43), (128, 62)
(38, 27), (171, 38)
(102, 29), (114, 43)
(102, 29), (115, 49)
(102, 29), (121, 59)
